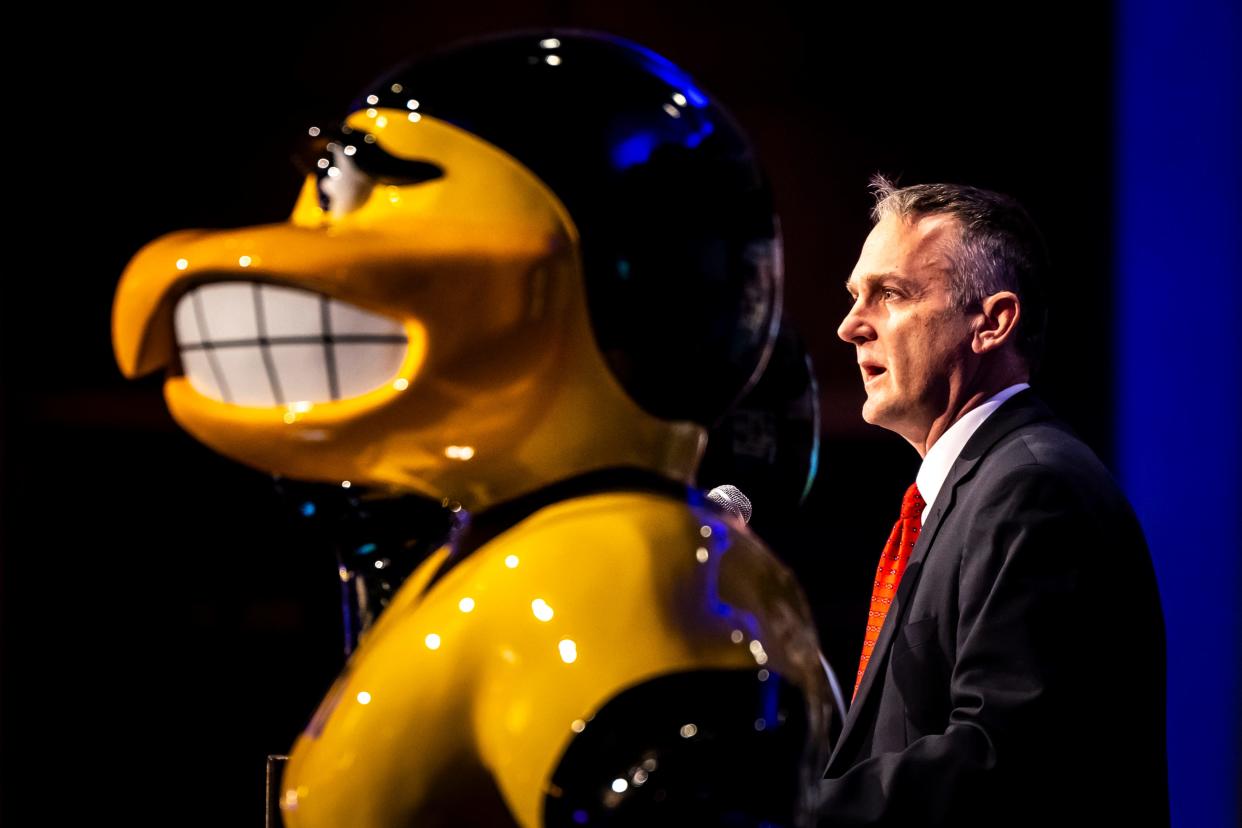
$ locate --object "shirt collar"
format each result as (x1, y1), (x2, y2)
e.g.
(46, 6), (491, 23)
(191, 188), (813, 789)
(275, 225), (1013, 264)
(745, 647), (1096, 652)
(915, 382), (1030, 524)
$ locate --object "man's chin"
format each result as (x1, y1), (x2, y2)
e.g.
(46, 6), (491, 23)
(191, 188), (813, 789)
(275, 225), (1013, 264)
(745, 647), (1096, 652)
(861, 397), (893, 430)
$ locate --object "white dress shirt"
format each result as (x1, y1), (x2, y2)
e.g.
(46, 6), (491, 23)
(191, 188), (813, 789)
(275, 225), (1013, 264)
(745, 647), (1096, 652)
(914, 383), (1030, 525)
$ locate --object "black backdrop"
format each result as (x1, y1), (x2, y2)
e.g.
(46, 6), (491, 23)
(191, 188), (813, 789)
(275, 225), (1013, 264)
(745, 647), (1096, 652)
(1, 2), (1114, 824)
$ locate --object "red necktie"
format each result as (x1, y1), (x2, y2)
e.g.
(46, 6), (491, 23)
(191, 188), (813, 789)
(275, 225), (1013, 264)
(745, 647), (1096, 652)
(852, 482), (925, 702)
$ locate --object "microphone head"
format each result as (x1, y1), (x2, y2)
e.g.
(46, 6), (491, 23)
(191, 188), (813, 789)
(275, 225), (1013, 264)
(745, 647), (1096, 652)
(706, 484), (753, 525)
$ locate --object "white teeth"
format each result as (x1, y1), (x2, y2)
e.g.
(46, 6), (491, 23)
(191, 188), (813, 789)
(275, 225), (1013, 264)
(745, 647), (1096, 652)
(260, 283), (325, 338)
(172, 281), (407, 407)
(334, 343), (408, 399)
(267, 344), (334, 403)
(213, 347), (277, 407)
(179, 350), (223, 399)
(330, 297), (405, 335)
(196, 283), (261, 341)
(174, 292), (205, 346)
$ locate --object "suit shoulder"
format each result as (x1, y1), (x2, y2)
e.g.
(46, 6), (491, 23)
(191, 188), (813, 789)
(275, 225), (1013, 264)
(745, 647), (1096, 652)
(982, 417), (1123, 500)
(961, 418), (1151, 566)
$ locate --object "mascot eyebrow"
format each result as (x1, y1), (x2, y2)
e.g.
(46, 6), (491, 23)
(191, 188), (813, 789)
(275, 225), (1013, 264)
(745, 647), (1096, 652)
(294, 125), (445, 190)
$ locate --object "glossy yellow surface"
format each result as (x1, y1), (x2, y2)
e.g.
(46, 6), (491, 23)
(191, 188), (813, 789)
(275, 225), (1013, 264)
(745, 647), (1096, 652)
(280, 490), (829, 828)
(112, 111), (704, 511)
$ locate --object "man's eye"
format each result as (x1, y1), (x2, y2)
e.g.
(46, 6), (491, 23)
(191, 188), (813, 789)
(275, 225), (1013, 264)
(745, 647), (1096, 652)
(881, 288), (900, 300)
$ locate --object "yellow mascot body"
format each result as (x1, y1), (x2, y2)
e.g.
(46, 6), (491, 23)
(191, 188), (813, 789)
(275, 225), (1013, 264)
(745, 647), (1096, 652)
(113, 30), (834, 826)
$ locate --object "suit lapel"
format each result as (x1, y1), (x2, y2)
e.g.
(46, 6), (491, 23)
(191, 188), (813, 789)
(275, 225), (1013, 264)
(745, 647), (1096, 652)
(824, 389), (1053, 776)
(825, 474), (965, 774)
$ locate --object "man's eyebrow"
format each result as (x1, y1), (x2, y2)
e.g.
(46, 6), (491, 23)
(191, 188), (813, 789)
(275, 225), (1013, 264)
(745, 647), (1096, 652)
(845, 272), (912, 294)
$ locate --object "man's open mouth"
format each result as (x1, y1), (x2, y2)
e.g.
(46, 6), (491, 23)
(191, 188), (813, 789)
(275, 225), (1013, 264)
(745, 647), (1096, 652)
(173, 281), (408, 407)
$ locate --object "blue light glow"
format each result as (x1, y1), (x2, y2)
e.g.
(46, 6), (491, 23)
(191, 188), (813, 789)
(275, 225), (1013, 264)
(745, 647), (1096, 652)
(623, 41), (709, 109)
(609, 120), (717, 171)
(683, 120), (715, 149)
(1117, 2), (1240, 826)
(611, 132), (660, 170)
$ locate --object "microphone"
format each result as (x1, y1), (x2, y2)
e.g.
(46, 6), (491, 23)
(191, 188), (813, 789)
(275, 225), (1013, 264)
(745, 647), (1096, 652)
(706, 484), (753, 525)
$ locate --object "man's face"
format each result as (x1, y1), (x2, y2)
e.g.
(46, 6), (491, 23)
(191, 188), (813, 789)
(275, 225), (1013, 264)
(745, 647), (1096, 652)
(838, 213), (976, 442)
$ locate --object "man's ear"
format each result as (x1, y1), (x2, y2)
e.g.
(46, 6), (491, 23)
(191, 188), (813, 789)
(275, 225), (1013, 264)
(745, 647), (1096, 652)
(972, 291), (1021, 354)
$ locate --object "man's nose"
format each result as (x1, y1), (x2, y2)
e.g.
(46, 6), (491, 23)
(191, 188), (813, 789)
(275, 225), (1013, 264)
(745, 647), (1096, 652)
(837, 299), (874, 345)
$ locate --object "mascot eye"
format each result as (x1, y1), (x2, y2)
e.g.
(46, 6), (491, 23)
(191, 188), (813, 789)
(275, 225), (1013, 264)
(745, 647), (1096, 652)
(293, 128), (444, 215)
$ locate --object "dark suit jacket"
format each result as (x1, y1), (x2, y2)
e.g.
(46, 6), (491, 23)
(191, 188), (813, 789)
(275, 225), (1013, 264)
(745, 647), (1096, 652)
(815, 389), (1169, 827)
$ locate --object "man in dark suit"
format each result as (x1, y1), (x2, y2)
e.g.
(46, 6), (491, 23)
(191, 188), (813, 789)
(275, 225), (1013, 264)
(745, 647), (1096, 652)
(814, 177), (1168, 826)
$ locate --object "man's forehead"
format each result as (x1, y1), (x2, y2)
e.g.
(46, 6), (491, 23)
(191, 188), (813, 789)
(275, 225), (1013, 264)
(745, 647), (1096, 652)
(850, 213), (958, 284)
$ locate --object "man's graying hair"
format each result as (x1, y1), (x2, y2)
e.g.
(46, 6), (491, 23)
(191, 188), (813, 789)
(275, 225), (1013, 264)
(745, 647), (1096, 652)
(869, 173), (1050, 371)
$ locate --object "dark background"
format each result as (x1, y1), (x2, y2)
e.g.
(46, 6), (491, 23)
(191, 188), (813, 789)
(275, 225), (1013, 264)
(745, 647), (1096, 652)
(2, 2), (1234, 826)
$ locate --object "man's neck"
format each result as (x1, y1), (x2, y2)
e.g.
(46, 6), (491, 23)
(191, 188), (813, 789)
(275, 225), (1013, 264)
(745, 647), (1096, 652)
(911, 390), (991, 458)
(908, 370), (1030, 458)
